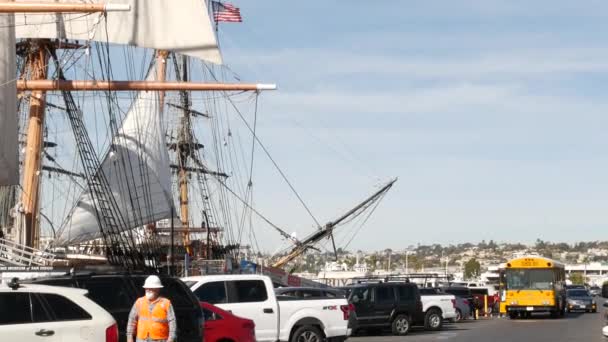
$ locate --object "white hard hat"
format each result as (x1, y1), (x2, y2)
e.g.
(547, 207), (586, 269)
(143, 275), (164, 289)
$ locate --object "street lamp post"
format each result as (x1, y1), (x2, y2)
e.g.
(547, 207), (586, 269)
(405, 250), (414, 275)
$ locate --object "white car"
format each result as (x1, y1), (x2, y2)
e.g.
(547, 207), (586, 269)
(183, 274), (351, 342)
(0, 278), (117, 342)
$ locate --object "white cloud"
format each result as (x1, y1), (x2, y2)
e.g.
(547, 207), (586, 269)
(227, 47), (608, 83)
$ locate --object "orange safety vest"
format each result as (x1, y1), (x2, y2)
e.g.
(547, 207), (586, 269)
(136, 297), (171, 340)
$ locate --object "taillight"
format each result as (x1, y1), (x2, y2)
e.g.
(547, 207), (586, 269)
(340, 305), (350, 320)
(105, 323), (118, 342)
(451, 299), (456, 308)
(416, 300), (423, 311)
(242, 320), (255, 330)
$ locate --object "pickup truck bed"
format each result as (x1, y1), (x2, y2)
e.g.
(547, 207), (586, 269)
(418, 290), (458, 331)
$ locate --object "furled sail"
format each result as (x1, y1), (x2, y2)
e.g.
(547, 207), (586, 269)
(54, 69), (173, 246)
(0, 7), (18, 185)
(14, 0), (222, 64)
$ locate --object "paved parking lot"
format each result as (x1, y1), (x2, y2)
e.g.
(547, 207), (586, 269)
(349, 308), (605, 341)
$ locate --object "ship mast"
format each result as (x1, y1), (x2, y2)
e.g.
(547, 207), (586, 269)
(4, 2), (276, 262)
(176, 55), (193, 256)
(272, 179), (397, 268)
(20, 40), (49, 248)
(12, 3), (130, 248)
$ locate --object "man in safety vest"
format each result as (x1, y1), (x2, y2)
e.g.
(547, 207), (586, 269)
(127, 275), (177, 342)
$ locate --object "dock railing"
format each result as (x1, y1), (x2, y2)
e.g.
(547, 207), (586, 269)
(0, 238), (56, 266)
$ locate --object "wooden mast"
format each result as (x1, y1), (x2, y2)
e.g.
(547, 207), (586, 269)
(156, 50), (169, 105)
(21, 40), (49, 248)
(17, 80), (277, 91)
(177, 55), (192, 256)
(0, 2), (130, 13)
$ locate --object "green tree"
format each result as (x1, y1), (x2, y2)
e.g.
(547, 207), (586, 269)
(569, 273), (585, 285)
(464, 258), (481, 280)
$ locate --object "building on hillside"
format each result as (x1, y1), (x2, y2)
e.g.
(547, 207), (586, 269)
(566, 263), (608, 286)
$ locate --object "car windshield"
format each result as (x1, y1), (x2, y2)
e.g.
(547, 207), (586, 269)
(505, 269), (554, 290)
(567, 290), (589, 297)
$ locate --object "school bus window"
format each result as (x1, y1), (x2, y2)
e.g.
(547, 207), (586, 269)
(506, 269), (554, 290)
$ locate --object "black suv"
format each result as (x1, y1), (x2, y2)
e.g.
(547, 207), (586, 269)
(348, 282), (423, 336)
(25, 273), (203, 342)
(441, 286), (473, 302)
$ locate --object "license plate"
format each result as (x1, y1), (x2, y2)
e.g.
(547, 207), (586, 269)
(526, 306), (534, 311)
(579, 305), (586, 308)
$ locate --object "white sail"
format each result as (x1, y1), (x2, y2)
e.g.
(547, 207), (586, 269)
(0, 7), (18, 185)
(54, 70), (173, 246)
(14, 0), (222, 64)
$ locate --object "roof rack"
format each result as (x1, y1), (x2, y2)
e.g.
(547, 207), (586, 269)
(60, 265), (151, 277)
(349, 273), (453, 285)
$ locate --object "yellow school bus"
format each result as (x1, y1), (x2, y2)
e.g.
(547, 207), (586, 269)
(499, 256), (566, 319)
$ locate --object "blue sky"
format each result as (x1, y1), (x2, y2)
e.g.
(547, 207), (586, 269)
(205, 1), (608, 252)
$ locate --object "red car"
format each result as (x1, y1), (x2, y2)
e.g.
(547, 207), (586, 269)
(201, 302), (256, 342)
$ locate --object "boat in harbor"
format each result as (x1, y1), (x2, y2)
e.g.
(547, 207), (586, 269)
(0, 0), (394, 280)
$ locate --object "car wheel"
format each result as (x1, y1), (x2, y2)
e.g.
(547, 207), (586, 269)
(391, 314), (411, 336)
(425, 309), (443, 331)
(291, 325), (324, 342)
(455, 309), (462, 322)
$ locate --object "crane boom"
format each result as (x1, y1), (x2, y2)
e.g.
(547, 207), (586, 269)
(271, 178), (396, 268)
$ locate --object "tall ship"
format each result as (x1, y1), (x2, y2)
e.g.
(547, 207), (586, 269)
(0, 0), (395, 279)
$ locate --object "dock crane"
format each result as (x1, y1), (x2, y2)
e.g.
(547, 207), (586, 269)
(271, 178), (397, 269)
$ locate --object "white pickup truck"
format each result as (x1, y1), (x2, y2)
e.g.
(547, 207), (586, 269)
(419, 288), (458, 331)
(183, 274), (352, 342)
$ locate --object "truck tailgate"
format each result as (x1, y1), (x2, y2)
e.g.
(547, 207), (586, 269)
(277, 298), (350, 341)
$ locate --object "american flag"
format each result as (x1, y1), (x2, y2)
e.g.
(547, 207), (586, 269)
(212, 1), (242, 23)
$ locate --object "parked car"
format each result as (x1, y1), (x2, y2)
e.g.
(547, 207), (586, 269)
(275, 287), (346, 299)
(420, 287), (468, 322)
(566, 284), (586, 290)
(441, 286), (475, 318)
(25, 272), (204, 342)
(0, 278), (117, 342)
(348, 282), (424, 336)
(183, 274), (351, 342)
(337, 286), (354, 298)
(602, 302), (608, 337)
(566, 288), (596, 313)
(603, 283), (608, 298)
(201, 302), (255, 342)
(590, 286), (601, 296)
